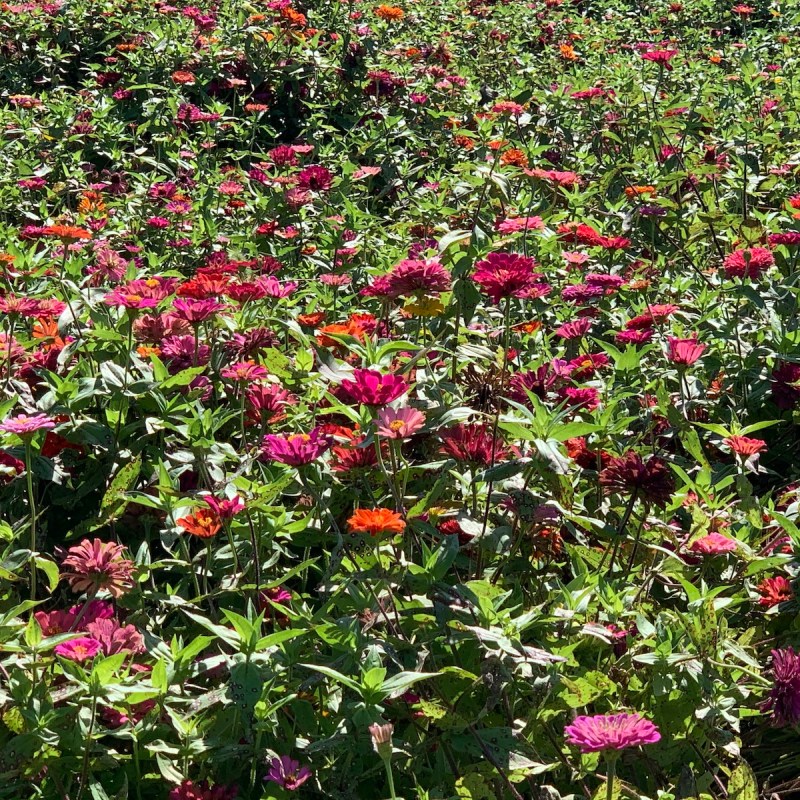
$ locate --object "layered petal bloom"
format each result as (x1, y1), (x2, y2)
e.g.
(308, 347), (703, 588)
(261, 429), (331, 466)
(0, 413), (56, 437)
(599, 452), (674, 507)
(472, 252), (538, 303)
(340, 369), (409, 406)
(54, 637), (102, 663)
(688, 532), (738, 554)
(722, 247), (774, 279)
(565, 713), (661, 753)
(347, 507), (406, 536)
(667, 337), (706, 365)
(60, 539), (136, 598)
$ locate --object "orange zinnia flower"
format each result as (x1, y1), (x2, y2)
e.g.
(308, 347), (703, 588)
(347, 508), (406, 537)
(42, 224), (92, 242)
(177, 508), (222, 538)
(375, 4), (404, 20)
(78, 190), (106, 214)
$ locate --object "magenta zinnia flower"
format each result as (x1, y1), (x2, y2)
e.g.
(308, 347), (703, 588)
(667, 337), (706, 366)
(340, 369), (409, 406)
(265, 755), (312, 791)
(472, 252), (538, 303)
(763, 648), (800, 726)
(261, 429), (331, 466)
(172, 298), (227, 323)
(772, 361), (800, 409)
(54, 637), (102, 663)
(0, 413), (56, 437)
(565, 713), (661, 753)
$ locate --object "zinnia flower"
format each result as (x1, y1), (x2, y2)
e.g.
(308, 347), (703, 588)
(261, 429), (331, 466)
(177, 507), (222, 538)
(439, 424), (509, 465)
(54, 637), (102, 663)
(763, 648), (800, 726)
(376, 406), (426, 439)
(772, 361), (800, 409)
(0, 413), (56, 437)
(565, 713), (661, 753)
(722, 247), (774, 279)
(472, 252), (538, 303)
(688, 532), (738, 554)
(347, 507), (406, 537)
(340, 369), (409, 406)
(599, 452), (674, 507)
(667, 337), (706, 366)
(60, 539), (135, 598)
(757, 576), (794, 608)
(265, 756), (312, 791)
(725, 435), (766, 456)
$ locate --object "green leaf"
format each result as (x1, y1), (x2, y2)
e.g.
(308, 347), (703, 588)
(728, 761), (758, 800)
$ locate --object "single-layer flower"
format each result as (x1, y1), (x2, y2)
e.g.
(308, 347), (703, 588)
(376, 406), (426, 439)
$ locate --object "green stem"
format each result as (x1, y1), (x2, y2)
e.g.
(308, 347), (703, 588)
(25, 440), (37, 602)
(382, 756), (397, 800)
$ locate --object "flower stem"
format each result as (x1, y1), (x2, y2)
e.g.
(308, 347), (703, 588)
(24, 440), (37, 602)
(382, 756), (397, 800)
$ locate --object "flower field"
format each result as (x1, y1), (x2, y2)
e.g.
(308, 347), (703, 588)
(1, 0), (800, 797)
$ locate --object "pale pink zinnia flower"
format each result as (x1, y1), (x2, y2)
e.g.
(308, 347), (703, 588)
(60, 538), (136, 598)
(565, 712), (661, 753)
(376, 406), (426, 439)
(0, 413), (56, 437)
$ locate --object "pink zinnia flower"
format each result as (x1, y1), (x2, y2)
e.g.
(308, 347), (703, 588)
(265, 755), (312, 791)
(565, 713), (661, 753)
(667, 337), (706, 365)
(221, 360), (269, 382)
(202, 493), (246, 520)
(340, 369), (409, 406)
(555, 318), (592, 340)
(376, 406), (426, 439)
(688, 532), (738, 555)
(54, 637), (102, 663)
(85, 618), (144, 656)
(722, 247), (774, 279)
(472, 252), (538, 303)
(495, 216), (545, 234)
(261, 429), (331, 466)
(60, 539), (136, 598)
(0, 413), (56, 437)
(641, 49), (678, 69)
(172, 298), (226, 323)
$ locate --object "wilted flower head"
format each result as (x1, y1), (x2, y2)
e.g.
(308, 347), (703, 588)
(763, 648), (800, 726)
(265, 755), (312, 791)
(60, 539), (135, 598)
(565, 713), (661, 753)
(439, 423), (509, 466)
(599, 452), (674, 507)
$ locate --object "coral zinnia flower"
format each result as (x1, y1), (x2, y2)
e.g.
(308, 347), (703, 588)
(599, 452), (674, 507)
(687, 532), (738, 554)
(565, 713), (661, 753)
(725, 435), (766, 456)
(42, 224), (92, 242)
(347, 507), (406, 536)
(340, 369), (409, 406)
(757, 576), (794, 608)
(763, 648), (800, 726)
(60, 539), (135, 598)
(177, 507), (222, 538)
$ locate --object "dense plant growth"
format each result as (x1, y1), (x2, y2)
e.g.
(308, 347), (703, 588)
(1, 0), (799, 798)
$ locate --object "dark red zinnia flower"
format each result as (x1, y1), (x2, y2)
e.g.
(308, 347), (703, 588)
(599, 451), (674, 507)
